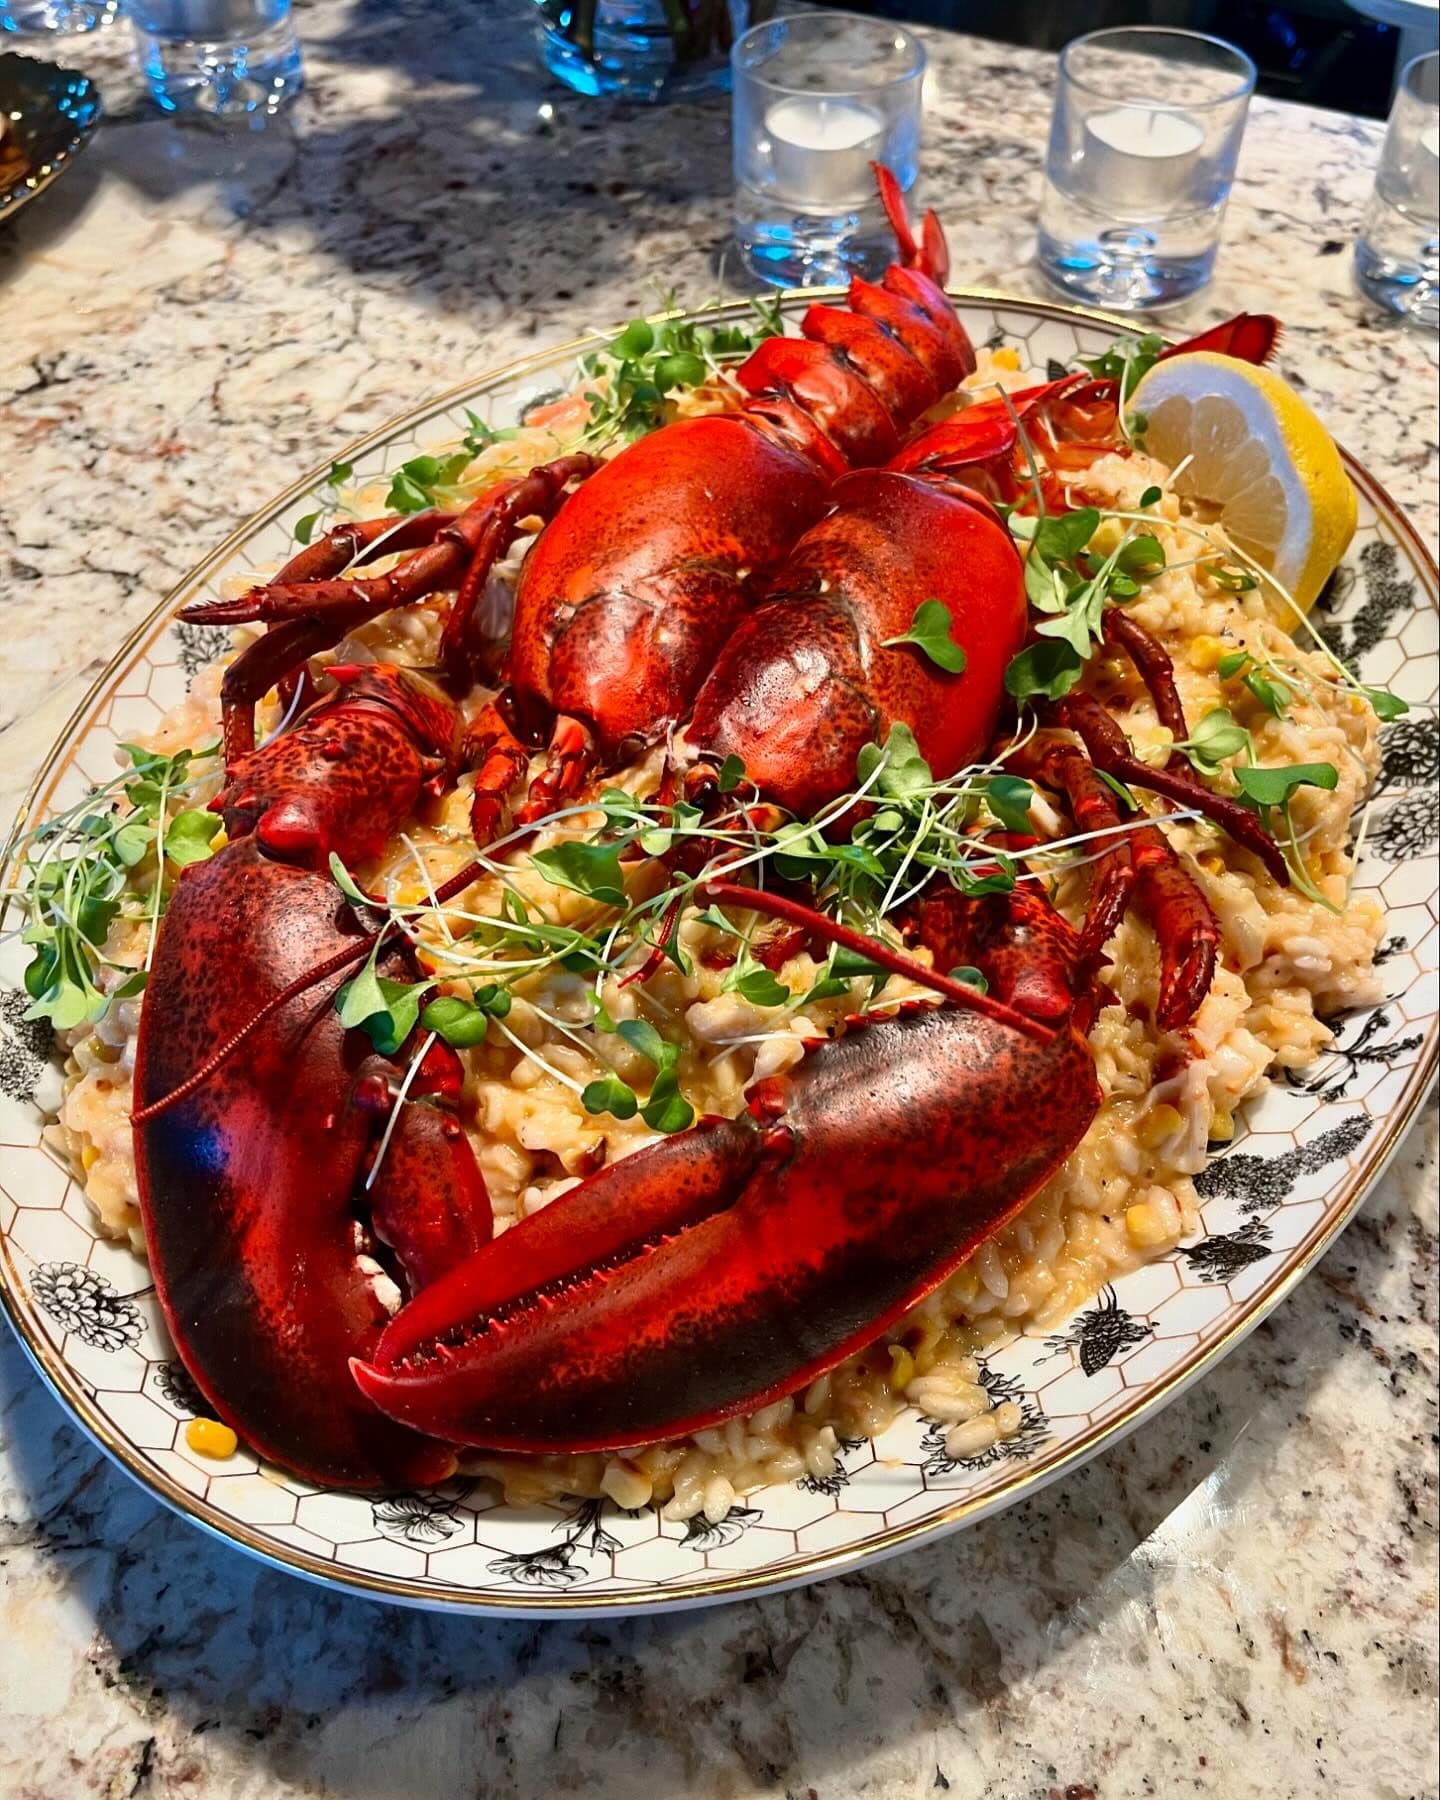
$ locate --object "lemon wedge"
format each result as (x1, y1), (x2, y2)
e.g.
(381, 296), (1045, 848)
(1130, 350), (1357, 619)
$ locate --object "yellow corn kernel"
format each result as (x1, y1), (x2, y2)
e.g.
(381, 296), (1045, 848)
(1125, 1201), (1171, 1248)
(81, 1144), (100, 1172)
(910, 1321), (945, 1376)
(393, 881), (425, 906)
(1200, 852), (1226, 875)
(185, 1417), (238, 1459)
(991, 346), (1021, 370)
(1187, 634), (1227, 672)
(1209, 1109), (1235, 1142)
(1137, 1103), (1183, 1149)
(887, 1344), (916, 1391)
(209, 827), (228, 851)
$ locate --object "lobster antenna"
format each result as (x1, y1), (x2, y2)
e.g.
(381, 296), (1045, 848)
(699, 878), (1054, 1044)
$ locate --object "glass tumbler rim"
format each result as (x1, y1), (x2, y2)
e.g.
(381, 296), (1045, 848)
(1059, 25), (1257, 111)
(1397, 48), (1438, 103)
(730, 10), (926, 100)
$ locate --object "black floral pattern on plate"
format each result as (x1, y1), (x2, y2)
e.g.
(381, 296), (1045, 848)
(1282, 1010), (1424, 1102)
(31, 1261), (142, 1351)
(1374, 789), (1439, 863)
(919, 1365), (1050, 1475)
(681, 1505), (762, 1549)
(0, 989), (52, 1105)
(1196, 1115), (1374, 1215)
(488, 1498), (620, 1588)
(1039, 1284), (1152, 1376)
(171, 619), (230, 687)
(1181, 1217), (1273, 1283)
(1315, 540), (1416, 670)
(151, 1359), (204, 1416)
(372, 1490), (467, 1545)
(1380, 714), (1439, 791)
(797, 1435), (864, 1497)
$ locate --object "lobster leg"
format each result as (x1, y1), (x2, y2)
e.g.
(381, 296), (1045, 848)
(1102, 610), (1190, 766)
(464, 700), (533, 846)
(1004, 736), (1136, 971)
(1054, 692), (1289, 884)
(514, 715), (596, 827)
(1128, 824), (1221, 1032)
(189, 457), (596, 763)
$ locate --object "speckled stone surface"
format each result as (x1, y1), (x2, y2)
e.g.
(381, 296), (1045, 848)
(0, 5), (1436, 1796)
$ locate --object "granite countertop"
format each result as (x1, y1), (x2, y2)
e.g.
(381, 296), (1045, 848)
(1, 4), (1436, 1795)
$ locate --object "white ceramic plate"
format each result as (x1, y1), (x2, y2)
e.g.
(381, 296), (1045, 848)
(1, 293), (1435, 1616)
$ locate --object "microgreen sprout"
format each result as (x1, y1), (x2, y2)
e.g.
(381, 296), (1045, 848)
(9, 742), (221, 1030)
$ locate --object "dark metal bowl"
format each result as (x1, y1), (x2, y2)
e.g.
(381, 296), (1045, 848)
(0, 50), (102, 224)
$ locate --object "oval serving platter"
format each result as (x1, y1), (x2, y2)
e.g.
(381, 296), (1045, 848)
(1, 292), (1435, 1616)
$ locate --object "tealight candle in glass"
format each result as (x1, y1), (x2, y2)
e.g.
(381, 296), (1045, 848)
(1354, 51), (1439, 330)
(732, 11), (925, 289)
(1037, 27), (1256, 311)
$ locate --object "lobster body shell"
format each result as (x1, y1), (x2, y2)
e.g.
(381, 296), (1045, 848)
(687, 470), (1026, 813)
(353, 983), (1100, 1454)
(508, 416), (829, 759)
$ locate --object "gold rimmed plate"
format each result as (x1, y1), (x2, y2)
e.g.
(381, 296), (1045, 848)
(1, 292), (1435, 1615)
(0, 50), (101, 224)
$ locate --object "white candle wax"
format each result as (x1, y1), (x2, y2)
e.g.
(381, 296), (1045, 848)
(764, 95), (885, 209)
(1082, 106), (1206, 213)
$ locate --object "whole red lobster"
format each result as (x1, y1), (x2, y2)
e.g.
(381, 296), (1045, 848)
(135, 168), (1282, 1485)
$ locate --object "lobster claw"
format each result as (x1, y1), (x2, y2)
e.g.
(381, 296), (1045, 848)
(134, 669), (492, 1490)
(352, 939), (1101, 1456)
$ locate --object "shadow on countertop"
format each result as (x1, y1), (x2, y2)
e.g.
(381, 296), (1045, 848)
(5, 1119), (1434, 1800)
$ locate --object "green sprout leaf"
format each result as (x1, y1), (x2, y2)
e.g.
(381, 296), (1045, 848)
(1364, 687), (1409, 722)
(732, 967), (790, 1006)
(1217, 650), (1251, 679)
(422, 987), (512, 1047)
(1234, 762), (1339, 809)
(293, 511), (321, 546)
(1033, 507), (1100, 563)
(163, 808), (223, 867)
(328, 460), (353, 485)
(1180, 707), (1252, 775)
(856, 721), (933, 801)
(1139, 485), (1162, 507)
(949, 965), (989, 992)
(717, 754), (748, 793)
(1004, 640), (1084, 702)
(985, 774), (1035, 835)
(328, 853), (372, 907)
(532, 839), (627, 908)
(337, 968), (433, 1056)
(1115, 534), (1165, 577)
(882, 599), (968, 675)
(582, 1072), (639, 1120)
(1243, 670), (1291, 717)
(616, 1017), (674, 1070)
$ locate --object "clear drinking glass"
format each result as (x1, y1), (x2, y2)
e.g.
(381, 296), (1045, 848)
(1354, 51), (1439, 329)
(1037, 27), (1256, 311)
(129, 0), (303, 116)
(0, 0), (118, 31)
(732, 11), (925, 289)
